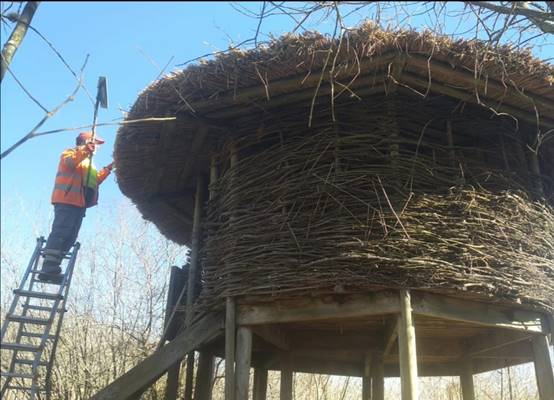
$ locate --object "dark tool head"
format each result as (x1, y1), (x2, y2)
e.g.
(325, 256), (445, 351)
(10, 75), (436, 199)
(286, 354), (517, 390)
(97, 76), (108, 109)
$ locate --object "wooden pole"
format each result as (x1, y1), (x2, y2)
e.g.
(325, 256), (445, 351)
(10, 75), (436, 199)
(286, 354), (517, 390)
(209, 155), (218, 201)
(164, 362), (181, 400)
(184, 352), (195, 400)
(398, 290), (418, 400)
(532, 335), (554, 400)
(371, 353), (385, 400)
(280, 354), (293, 400)
(362, 353), (372, 400)
(235, 327), (253, 400)
(195, 352), (215, 400)
(225, 297), (237, 400)
(253, 369), (268, 400)
(185, 173), (205, 327)
(460, 358), (475, 400)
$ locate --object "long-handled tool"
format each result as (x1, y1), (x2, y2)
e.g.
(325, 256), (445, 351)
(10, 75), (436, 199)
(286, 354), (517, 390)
(84, 76), (108, 189)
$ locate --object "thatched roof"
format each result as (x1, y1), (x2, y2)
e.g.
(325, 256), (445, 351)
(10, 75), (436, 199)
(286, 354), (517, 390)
(114, 24), (554, 246)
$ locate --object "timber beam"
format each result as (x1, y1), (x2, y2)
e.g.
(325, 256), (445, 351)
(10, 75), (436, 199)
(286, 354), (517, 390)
(237, 291), (548, 334)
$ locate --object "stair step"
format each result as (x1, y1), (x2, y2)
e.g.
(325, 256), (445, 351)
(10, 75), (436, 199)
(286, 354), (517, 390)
(13, 290), (63, 301)
(15, 358), (49, 367)
(0, 371), (34, 379)
(8, 315), (51, 325)
(1, 342), (41, 352)
(20, 332), (56, 340)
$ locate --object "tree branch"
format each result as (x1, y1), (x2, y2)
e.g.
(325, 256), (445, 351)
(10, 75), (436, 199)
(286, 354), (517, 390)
(0, 1), (40, 82)
(0, 54), (89, 160)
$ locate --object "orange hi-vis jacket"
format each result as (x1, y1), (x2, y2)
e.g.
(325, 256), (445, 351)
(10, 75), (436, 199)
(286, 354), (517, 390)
(51, 146), (111, 208)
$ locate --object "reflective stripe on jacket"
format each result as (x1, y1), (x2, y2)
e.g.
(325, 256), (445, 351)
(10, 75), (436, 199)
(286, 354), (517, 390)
(51, 147), (110, 208)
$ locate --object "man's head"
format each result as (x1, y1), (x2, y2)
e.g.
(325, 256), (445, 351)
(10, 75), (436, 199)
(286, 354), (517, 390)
(76, 131), (105, 153)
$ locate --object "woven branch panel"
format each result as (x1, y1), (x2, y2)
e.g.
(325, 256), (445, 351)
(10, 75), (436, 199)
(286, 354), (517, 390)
(198, 97), (554, 313)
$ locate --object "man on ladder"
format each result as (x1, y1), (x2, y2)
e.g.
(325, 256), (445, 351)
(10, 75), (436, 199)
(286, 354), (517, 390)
(39, 131), (114, 282)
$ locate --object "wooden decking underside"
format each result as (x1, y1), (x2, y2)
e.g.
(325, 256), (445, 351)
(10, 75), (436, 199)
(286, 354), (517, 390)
(91, 290), (554, 400)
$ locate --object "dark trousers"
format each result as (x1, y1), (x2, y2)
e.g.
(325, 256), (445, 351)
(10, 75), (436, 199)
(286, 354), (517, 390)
(45, 204), (86, 253)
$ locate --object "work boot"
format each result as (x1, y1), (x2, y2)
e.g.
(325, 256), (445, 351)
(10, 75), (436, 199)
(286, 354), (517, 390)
(38, 250), (64, 284)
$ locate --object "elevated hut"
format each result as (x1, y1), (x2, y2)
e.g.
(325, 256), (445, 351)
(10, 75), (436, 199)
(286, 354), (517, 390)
(99, 25), (554, 400)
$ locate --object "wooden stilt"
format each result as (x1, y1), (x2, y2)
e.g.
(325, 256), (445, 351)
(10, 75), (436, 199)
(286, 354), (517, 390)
(235, 327), (253, 400)
(253, 368), (268, 400)
(225, 297), (236, 400)
(184, 352), (195, 400)
(185, 174), (205, 327)
(460, 358), (475, 400)
(280, 354), (293, 400)
(195, 352), (215, 400)
(398, 290), (418, 400)
(532, 335), (554, 400)
(362, 353), (372, 400)
(164, 362), (181, 400)
(371, 353), (385, 400)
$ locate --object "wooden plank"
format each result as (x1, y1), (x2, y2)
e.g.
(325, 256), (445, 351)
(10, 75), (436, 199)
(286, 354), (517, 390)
(460, 358), (475, 400)
(184, 352), (195, 400)
(362, 353), (371, 400)
(398, 291), (418, 400)
(411, 292), (546, 333)
(195, 352), (215, 400)
(253, 369), (268, 400)
(532, 335), (554, 400)
(238, 292), (400, 325)
(164, 362), (181, 400)
(225, 297), (236, 400)
(252, 325), (289, 351)
(280, 354), (293, 400)
(91, 313), (223, 400)
(371, 353), (385, 400)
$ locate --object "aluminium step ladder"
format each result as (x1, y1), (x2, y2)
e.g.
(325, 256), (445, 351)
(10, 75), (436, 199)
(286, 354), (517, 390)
(1, 237), (80, 400)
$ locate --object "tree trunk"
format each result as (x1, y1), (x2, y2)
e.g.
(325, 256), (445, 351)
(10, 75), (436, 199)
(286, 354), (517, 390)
(1, 1), (40, 82)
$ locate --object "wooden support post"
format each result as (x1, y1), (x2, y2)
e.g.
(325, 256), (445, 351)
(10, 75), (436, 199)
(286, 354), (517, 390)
(164, 362), (181, 400)
(195, 352), (215, 400)
(460, 358), (475, 400)
(371, 353), (385, 400)
(226, 297), (237, 400)
(532, 335), (554, 400)
(362, 353), (372, 400)
(184, 352), (195, 400)
(209, 154), (218, 201)
(398, 290), (418, 400)
(185, 174), (205, 327)
(253, 369), (268, 400)
(236, 327), (253, 400)
(280, 354), (293, 400)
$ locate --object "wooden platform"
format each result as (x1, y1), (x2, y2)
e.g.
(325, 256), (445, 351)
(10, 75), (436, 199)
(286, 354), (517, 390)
(91, 290), (554, 400)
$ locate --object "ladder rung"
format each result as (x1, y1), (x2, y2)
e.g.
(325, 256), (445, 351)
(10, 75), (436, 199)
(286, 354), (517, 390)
(13, 289), (63, 300)
(1, 342), (41, 352)
(20, 332), (56, 340)
(0, 371), (34, 379)
(3, 385), (46, 391)
(7, 315), (51, 325)
(22, 304), (62, 312)
(15, 358), (49, 367)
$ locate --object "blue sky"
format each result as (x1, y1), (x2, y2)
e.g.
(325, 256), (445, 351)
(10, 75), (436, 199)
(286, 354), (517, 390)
(1, 2), (552, 249)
